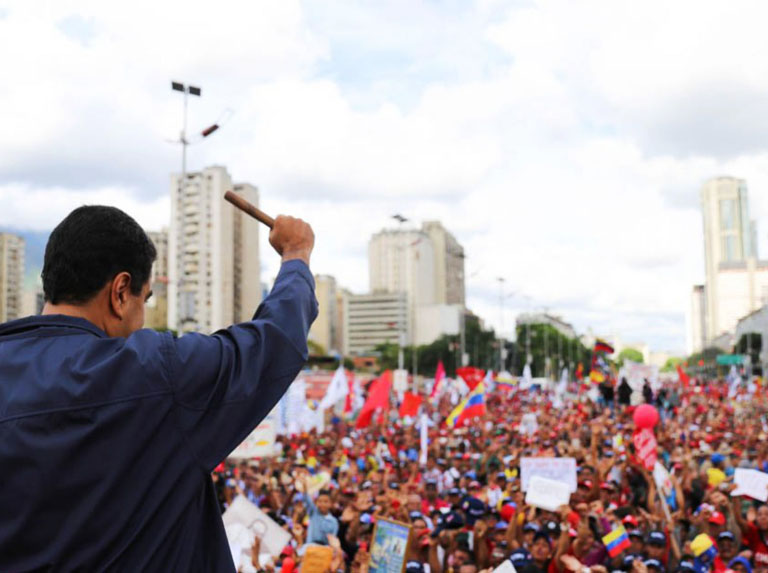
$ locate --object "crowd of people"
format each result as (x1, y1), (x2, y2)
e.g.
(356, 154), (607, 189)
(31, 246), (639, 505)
(216, 372), (768, 573)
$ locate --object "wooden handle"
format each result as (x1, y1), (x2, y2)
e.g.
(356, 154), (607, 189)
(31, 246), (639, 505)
(224, 190), (275, 229)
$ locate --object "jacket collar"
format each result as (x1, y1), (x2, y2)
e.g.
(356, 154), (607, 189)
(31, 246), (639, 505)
(0, 314), (108, 339)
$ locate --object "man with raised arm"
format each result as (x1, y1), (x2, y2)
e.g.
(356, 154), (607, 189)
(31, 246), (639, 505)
(0, 205), (317, 571)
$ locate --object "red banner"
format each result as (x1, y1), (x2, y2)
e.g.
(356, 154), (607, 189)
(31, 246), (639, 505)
(632, 428), (657, 470)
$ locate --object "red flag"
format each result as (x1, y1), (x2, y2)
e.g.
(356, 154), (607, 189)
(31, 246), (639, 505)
(677, 364), (690, 389)
(399, 392), (422, 418)
(429, 361), (446, 401)
(343, 371), (355, 414)
(355, 371), (392, 428)
(456, 367), (485, 391)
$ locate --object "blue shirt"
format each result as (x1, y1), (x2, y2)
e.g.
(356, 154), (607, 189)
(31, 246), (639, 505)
(303, 493), (339, 545)
(0, 260), (317, 572)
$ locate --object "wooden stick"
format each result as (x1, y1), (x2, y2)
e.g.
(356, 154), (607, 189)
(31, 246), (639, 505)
(224, 190), (275, 229)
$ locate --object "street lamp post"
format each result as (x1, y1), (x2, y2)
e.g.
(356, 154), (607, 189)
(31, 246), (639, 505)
(497, 277), (505, 372)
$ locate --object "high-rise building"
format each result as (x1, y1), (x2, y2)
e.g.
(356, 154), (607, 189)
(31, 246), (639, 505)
(309, 274), (339, 354)
(232, 183), (262, 323)
(699, 177), (768, 344)
(168, 166), (261, 334)
(145, 229), (169, 330)
(422, 221), (465, 306)
(342, 291), (409, 355)
(0, 233), (25, 323)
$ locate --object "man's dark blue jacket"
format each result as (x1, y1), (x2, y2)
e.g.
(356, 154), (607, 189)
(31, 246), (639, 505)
(0, 259), (317, 571)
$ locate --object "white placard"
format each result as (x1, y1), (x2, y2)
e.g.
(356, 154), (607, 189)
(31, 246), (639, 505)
(653, 462), (672, 497)
(525, 475), (572, 512)
(520, 457), (577, 492)
(494, 559), (518, 573)
(230, 410), (277, 459)
(732, 468), (768, 502)
(223, 496), (291, 559)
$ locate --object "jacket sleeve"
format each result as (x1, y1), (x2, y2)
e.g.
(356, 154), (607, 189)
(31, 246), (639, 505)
(163, 259), (318, 470)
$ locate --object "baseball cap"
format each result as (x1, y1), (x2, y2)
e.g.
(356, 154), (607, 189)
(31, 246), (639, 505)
(645, 559), (664, 572)
(676, 561), (696, 573)
(622, 515), (639, 527)
(509, 548), (531, 566)
(430, 511), (465, 537)
(462, 497), (487, 525)
(718, 531), (736, 542)
(647, 531), (666, 546)
(709, 511), (726, 525)
(523, 522), (541, 533)
(628, 529), (644, 539)
(406, 561), (425, 573)
(447, 487), (461, 496)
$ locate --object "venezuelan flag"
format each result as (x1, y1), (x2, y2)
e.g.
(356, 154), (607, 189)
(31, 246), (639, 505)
(446, 383), (485, 428)
(496, 375), (516, 392)
(602, 526), (631, 557)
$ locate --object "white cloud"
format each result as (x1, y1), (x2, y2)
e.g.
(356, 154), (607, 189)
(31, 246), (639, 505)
(3, 0), (768, 353)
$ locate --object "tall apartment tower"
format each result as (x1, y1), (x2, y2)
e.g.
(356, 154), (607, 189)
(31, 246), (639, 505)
(145, 229), (169, 330)
(168, 166), (261, 333)
(422, 221), (466, 306)
(0, 233), (25, 323)
(309, 274), (339, 354)
(700, 177), (764, 341)
(369, 228), (435, 345)
(232, 183), (262, 323)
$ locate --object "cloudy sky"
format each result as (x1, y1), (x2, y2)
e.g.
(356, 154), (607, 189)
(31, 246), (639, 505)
(3, 0), (768, 353)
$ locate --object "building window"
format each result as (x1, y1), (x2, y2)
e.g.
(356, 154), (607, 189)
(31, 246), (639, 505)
(719, 199), (736, 231)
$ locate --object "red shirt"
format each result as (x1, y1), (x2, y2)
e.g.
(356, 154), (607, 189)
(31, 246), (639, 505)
(744, 523), (768, 570)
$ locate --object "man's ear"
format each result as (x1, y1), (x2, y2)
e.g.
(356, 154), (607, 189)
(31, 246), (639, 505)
(109, 272), (133, 319)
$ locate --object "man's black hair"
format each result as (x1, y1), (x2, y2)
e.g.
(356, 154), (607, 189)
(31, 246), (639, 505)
(42, 205), (157, 304)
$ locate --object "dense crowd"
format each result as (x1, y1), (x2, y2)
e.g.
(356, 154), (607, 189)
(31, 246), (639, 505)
(216, 374), (768, 573)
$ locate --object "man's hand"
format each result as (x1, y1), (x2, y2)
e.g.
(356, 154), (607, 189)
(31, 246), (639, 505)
(269, 215), (315, 265)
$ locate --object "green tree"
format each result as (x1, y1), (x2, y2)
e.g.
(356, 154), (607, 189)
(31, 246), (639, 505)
(617, 347), (644, 365)
(661, 356), (684, 373)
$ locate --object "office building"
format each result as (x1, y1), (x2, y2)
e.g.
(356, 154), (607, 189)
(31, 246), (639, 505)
(309, 274), (340, 354)
(145, 229), (169, 330)
(422, 221), (465, 306)
(368, 221), (466, 346)
(342, 292), (409, 355)
(232, 183), (262, 323)
(699, 177), (768, 344)
(0, 233), (25, 323)
(168, 166), (261, 333)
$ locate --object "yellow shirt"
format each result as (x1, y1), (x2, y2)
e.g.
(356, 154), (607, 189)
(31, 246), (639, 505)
(707, 467), (726, 487)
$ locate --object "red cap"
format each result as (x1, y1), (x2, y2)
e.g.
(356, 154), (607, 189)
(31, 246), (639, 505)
(600, 481), (615, 491)
(622, 515), (639, 527)
(500, 504), (516, 522)
(709, 511), (726, 525)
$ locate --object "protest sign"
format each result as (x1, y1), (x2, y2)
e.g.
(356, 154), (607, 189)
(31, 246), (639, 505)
(301, 545), (334, 573)
(520, 457), (577, 492)
(653, 462), (672, 497)
(525, 475), (572, 512)
(632, 428), (657, 470)
(732, 468), (768, 502)
(223, 495), (291, 565)
(493, 560), (518, 573)
(230, 410), (277, 459)
(369, 518), (411, 573)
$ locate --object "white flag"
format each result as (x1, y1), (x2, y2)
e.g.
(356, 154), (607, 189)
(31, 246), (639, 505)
(419, 413), (429, 466)
(319, 366), (348, 411)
